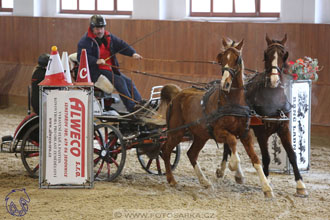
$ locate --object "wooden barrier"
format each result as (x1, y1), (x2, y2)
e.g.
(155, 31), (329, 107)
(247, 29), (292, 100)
(0, 17), (329, 126)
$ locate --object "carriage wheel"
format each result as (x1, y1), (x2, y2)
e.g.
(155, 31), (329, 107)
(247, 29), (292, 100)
(93, 124), (126, 181)
(136, 143), (181, 175)
(21, 123), (39, 178)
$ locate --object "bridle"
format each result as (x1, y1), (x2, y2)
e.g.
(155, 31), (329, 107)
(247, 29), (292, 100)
(264, 42), (287, 87)
(220, 47), (242, 79)
(265, 42), (286, 76)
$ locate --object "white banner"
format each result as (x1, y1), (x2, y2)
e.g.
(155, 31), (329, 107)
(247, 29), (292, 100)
(269, 81), (310, 172)
(290, 82), (310, 170)
(45, 90), (89, 185)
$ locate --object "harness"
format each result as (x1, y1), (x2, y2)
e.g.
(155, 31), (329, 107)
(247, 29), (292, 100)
(245, 43), (292, 126)
(165, 84), (251, 143)
(200, 84), (251, 147)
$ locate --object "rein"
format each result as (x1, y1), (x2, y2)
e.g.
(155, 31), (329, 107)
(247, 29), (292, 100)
(133, 56), (262, 74)
(104, 63), (208, 87)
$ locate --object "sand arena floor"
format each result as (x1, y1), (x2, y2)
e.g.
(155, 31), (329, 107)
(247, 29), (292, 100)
(0, 105), (329, 220)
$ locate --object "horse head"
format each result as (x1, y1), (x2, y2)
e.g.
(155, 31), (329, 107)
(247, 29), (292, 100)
(217, 38), (244, 92)
(264, 34), (289, 88)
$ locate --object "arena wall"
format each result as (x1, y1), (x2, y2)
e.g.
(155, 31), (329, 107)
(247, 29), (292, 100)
(0, 16), (329, 128)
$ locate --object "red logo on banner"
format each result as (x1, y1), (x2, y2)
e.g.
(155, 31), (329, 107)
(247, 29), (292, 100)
(69, 98), (86, 177)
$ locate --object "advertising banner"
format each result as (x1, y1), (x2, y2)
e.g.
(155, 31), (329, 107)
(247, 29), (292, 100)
(40, 87), (93, 187)
(269, 80), (311, 173)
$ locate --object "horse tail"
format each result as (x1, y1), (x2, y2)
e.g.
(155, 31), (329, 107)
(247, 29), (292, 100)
(157, 84), (181, 119)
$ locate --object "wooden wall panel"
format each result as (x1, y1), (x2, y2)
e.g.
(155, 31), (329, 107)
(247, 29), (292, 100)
(0, 17), (329, 126)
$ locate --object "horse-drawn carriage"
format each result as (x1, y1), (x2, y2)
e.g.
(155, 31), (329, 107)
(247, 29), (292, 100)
(0, 85), (181, 182)
(1, 34), (309, 197)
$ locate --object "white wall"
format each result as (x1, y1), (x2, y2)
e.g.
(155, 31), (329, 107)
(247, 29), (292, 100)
(6, 0), (330, 24)
(164, 0), (188, 20)
(315, 0), (330, 23)
(44, 0), (58, 17)
(13, 0), (35, 16)
(133, 0), (161, 20)
(280, 0), (315, 23)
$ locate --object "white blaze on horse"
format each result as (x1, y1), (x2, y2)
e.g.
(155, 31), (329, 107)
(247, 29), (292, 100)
(160, 38), (274, 198)
(265, 34), (288, 88)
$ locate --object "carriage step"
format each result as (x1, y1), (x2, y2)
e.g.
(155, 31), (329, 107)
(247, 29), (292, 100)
(0, 136), (14, 153)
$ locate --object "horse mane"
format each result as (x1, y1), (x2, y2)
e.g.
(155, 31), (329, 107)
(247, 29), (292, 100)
(245, 72), (264, 94)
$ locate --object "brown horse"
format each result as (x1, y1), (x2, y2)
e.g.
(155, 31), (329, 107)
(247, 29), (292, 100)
(218, 34), (308, 197)
(161, 38), (274, 198)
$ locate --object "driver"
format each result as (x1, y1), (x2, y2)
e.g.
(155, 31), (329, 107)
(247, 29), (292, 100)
(77, 15), (143, 112)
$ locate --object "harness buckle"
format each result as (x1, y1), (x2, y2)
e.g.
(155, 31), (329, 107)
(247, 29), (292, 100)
(250, 109), (257, 116)
(279, 110), (288, 119)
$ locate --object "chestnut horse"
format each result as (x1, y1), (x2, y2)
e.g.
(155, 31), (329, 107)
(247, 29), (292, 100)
(218, 34), (308, 197)
(161, 38), (274, 198)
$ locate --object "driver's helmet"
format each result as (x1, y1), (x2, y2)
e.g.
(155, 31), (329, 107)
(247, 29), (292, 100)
(90, 15), (106, 29)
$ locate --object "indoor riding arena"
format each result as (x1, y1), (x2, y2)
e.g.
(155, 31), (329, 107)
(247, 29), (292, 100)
(1, 1), (330, 219)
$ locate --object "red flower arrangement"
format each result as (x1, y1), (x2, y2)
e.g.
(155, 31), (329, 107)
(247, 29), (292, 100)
(287, 57), (321, 82)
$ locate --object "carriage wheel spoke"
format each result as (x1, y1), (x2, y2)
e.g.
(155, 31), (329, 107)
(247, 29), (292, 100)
(32, 164), (39, 173)
(156, 158), (162, 174)
(107, 137), (117, 149)
(159, 151), (163, 157)
(110, 156), (119, 167)
(27, 152), (39, 158)
(30, 140), (39, 147)
(94, 135), (103, 146)
(109, 149), (121, 154)
(95, 160), (105, 177)
(104, 127), (109, 143)
(107, 162), (111, 178)
(94, 156), (101, 166)
(146, 159), (153, 170)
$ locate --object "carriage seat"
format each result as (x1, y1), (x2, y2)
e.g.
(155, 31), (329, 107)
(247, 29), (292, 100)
(93, 86), (120, 116)
(69, 53), (120, 115)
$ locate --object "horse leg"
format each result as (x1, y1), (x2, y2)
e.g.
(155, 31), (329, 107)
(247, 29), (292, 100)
(186, 137), (212, 189)
(225, 134), (240, 172)
(233, 159), (245, 184)
(216, 143), (245, 184)
(252, 126), (271, 177)
(240, 130), (274, 198)
(277, 124), (308, 197)
(216, 143), (231, 178)
(162, 131), (184, 186)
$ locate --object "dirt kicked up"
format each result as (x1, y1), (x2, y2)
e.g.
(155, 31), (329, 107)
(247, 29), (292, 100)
(0, 105), (329, 220)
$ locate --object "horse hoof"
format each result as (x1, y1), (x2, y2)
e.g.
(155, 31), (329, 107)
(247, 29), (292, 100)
(205, 184), (215, 192)
(169, 181), (177, 187)
(228, 163), (237, 171)
(202, 181), (214, 190)
(167, 177), (177, 187)
(216, 169), (225, 178)
(295, 188), (308, 197)
(235, 176), (245, 184)
(264, 191), (275, 198)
